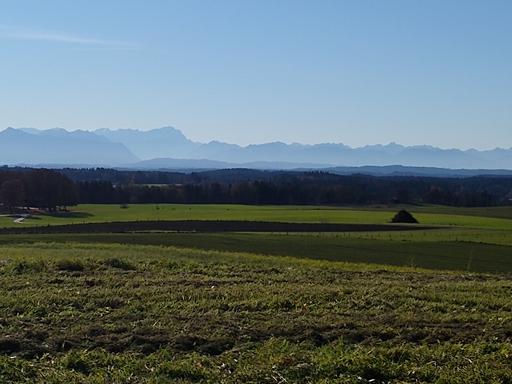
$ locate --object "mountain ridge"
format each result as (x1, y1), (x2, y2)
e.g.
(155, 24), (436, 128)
(0, 127), (138, 166)
(2, 126), (511, 170)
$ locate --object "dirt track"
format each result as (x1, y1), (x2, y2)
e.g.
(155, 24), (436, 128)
(0, 220), (436, 234)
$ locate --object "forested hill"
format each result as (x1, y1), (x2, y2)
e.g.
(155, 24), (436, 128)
(2, 167), (511, 208)
(75, 172), (512, 207)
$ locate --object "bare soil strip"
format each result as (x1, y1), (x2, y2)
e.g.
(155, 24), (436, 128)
(0, 220), (436, 234)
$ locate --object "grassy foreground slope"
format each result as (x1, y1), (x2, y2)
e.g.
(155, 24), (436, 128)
(1, 243), (511, 383)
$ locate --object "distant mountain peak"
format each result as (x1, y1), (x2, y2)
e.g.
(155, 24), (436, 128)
(93, 126), (199, 160)
(0, 127), (138, 166)
(1, 127), (511, 170)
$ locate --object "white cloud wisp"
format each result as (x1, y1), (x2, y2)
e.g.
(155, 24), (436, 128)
(0, 25), (137, 49)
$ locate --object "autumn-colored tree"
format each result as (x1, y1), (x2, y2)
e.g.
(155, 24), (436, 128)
(0, 179), (25, 212)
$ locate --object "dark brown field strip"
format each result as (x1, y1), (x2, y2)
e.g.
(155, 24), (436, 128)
(0, 220), (437, 234)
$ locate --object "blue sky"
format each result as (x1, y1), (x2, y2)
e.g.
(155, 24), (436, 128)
(0, 0), (511, 149)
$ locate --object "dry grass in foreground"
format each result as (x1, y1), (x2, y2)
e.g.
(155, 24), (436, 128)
(0, 243), (511, 383)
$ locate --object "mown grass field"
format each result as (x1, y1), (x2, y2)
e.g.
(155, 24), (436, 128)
(1, 202), (511, 283)
(0, 203), (511, 275)
(1, 231), (512, 273)
(1, 203), (512, 229)
(1, 243), (511, 383)
(1, 204), (512, 382)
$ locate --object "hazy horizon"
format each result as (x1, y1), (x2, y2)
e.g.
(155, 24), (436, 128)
(2, 126), (512, 170)
(2, 126), (510, 152)
(1, 1), (511, 150)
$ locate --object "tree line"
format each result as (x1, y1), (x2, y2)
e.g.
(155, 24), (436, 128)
(77, 173), (512, 207)
(2, 167), (512, 210)
(0, 169), (78, 211)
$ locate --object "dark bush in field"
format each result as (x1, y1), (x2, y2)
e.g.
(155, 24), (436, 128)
(391, 210), (419, 224)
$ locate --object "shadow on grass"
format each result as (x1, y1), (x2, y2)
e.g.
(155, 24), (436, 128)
(42, 212), (94, 219)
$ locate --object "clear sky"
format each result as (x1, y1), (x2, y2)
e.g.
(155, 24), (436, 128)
(0, 0), (511, 149)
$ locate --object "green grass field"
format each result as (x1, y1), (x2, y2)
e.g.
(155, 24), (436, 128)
(2, 204), (512, 229)
(1, 243), (511, 383)
(1, 231), (512, 273)
(1, 204), (512, 382)
(1, 203), (511, 275)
